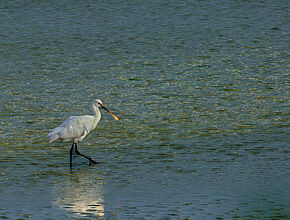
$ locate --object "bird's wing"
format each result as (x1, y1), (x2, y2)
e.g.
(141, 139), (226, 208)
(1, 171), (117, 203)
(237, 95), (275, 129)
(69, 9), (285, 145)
(58, 115), (95, 140)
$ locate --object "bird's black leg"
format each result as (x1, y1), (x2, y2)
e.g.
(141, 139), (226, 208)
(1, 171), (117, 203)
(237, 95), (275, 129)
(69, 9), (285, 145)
(74, 143), (98, 164)
(70, 143), (75, 168)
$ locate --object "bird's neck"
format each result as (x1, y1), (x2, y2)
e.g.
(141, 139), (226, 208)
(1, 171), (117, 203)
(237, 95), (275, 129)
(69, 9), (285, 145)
(91, 106), (101, 121)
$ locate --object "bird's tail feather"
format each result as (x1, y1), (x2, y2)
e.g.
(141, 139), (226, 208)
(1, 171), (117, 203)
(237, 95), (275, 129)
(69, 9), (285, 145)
(47, 127), (61, 142)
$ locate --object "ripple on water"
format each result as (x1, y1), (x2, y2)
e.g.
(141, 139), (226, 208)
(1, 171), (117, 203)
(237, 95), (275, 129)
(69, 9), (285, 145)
(0, 0), (289, 219)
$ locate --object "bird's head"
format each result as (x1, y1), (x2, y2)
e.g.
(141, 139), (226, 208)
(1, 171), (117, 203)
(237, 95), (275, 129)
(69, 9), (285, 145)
(92, 99), (103, 108)
(91, 99), (118, 120)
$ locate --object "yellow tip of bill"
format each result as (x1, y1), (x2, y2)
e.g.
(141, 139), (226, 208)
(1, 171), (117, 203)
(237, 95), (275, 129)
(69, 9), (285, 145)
(110, 112), (119, 120)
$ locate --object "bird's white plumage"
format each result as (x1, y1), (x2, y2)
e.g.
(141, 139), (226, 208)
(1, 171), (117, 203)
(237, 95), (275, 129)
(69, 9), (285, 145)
(48, 99), (103, 143)
(48, 99), (118, 167)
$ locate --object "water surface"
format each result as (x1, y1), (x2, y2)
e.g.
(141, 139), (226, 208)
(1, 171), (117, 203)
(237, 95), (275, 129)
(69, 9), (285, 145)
(0, 0), (289, 219)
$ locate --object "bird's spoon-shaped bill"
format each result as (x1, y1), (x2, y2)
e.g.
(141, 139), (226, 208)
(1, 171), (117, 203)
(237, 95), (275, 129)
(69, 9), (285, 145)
(101, 105), (119, 120)
(108, 111), (119, 121)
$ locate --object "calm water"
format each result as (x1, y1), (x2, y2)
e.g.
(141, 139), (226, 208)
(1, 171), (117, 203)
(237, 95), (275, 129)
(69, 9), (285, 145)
(0, 0), (289, 219)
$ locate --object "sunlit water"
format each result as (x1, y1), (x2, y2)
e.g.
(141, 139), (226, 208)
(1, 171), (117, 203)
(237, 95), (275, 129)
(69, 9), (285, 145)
(0, 0), (289, 219)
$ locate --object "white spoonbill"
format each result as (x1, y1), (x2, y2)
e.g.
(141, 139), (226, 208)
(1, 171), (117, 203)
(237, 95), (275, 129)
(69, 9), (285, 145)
(48, 99), (118, 168)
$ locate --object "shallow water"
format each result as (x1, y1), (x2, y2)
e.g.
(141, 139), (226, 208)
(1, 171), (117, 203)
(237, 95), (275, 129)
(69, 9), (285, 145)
(0, 0), (289, 219)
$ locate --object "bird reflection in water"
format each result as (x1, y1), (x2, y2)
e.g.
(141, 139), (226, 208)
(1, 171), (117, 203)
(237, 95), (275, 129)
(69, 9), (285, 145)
(53, 171), (104, 218)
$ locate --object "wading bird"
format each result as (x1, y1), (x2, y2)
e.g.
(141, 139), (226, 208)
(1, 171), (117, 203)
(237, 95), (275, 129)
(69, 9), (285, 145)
(48, 99), (118, 168)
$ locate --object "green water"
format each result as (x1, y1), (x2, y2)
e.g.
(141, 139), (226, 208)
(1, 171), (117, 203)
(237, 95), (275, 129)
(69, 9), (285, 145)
(0, 0), (289, 219)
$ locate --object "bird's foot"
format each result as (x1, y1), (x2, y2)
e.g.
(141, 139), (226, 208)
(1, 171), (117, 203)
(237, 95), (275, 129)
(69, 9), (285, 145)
(89, 158), (103, 165)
